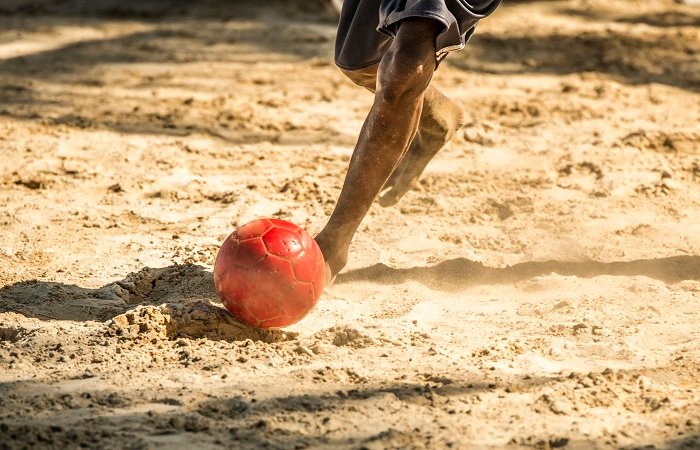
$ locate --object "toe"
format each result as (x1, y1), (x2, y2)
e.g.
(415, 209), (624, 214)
(378, 190), (400, 208)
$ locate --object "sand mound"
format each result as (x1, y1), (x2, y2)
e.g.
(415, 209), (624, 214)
(108, 302), (296, 343)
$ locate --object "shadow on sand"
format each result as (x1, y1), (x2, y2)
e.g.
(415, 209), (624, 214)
(0, 375), (548, 448)
(557, 5), (700, 28)
(0, 0), (349, 145)
(0, 264), (294, 342)
(449, 29), (699, 92)
(0, 372), (697, 449)
(0, 0), (697, 147)
(2, 255), (698, 324)
(337, 255), (700, 290)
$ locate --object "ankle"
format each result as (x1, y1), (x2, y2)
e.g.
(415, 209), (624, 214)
(314, 232), (350, 276)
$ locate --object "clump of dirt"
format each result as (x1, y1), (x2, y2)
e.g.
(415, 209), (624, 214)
(0, 326), (21, 342)
(617, 130), (700, 154)
(310, 325), (375, 348)
(108, 302), (296, 343)
(114, 265), (216, 305)
(107, 305), (171, 340)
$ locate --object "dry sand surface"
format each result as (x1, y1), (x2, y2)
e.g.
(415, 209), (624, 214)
(1, 0), (699, 448)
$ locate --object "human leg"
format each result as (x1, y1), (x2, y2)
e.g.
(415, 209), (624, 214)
(378, 84), (465, 207)
(340, 64), (466, 208)
(315, 18), (443, 279)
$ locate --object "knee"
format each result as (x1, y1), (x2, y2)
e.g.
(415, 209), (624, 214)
(341, 65), (377, 91)
(375, 40), (435, 105)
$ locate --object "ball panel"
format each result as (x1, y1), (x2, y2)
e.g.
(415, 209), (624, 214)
(268, 218), (301, 233)
(263, 254), (296, 281)
(212, 267), (226, 298)
(280, 282), (318, 319)
(312, 260), (326, 294)
(258, 316), (291, 329)
(291, 253), (317, 283)
(262, 226), (303, 259)
(243, 292), (282, 326)
(231, 237), (268, 268)
(213, 234), (238, 272)
(240, 256), (295, 324)
(235, 219), (273, 240)
(230, 300), (261, 328)
(221, 264), (252, 300)
(300, 230), (317, 254)
(218, 269), (259, 325)
(303, 232), (325, 265)
(214, 239), (243, 300)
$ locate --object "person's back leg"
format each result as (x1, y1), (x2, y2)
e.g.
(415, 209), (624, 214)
(379, 84), (465, 206)
(339, 63), (466, 208)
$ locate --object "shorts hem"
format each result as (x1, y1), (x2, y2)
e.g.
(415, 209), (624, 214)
(334, 57), (384, 71)
(379, 10), (451, 39)
(436, 41), (465, 58)
(379, 10), (464, 61)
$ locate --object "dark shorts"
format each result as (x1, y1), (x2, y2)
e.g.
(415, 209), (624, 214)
(335, 0), (502, 70)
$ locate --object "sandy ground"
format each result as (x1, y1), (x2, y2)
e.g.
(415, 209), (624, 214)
(1, 0), (699, 448)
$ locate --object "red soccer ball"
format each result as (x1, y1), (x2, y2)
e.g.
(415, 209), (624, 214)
(213, 218), (326, 329)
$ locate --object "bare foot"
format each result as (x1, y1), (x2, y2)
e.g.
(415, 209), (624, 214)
(314, 232), (349, 286)
(378, 93), (466, 207)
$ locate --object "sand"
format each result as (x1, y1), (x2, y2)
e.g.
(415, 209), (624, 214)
(1, 0), (699, 448)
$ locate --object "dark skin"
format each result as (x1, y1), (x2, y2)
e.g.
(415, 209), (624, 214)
(315, 18), (466, 281)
